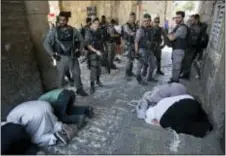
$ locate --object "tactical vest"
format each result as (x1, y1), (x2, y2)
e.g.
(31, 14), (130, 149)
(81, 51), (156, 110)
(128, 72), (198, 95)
(171, 24), (188, 50)
(107, 25), (118, 43)
(153, 26), (163, 44)
(54, 26), (74, 56)
(100, 25), (110, 42)
(123, 22), (137, 43)
(139, 26), (153, 49)
(89, 29), (103, 50)
(188, 24), (200, 47)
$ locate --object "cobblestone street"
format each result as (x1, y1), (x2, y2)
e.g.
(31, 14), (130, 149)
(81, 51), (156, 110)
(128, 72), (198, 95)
(43, 47), (223, 155)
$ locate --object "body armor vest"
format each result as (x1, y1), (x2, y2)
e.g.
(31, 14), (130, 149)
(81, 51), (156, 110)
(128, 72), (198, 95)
(153, 26), (163, 44)
(90, 29), (103, 50)
(172, 24), (188, 50)
(108, 25), (118, 43)
(188, 24), (200, 47)
(139, 26), (153, 49)
(55, 26), (74, 56)
(123, 22), (137, 43)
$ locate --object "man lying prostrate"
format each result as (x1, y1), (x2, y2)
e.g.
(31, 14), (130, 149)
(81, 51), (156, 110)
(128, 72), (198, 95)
(38, 89), (94, 127)
(136, 83), (187, 119)
(6, 100), (77, 146)
(145, 94), (213, 138)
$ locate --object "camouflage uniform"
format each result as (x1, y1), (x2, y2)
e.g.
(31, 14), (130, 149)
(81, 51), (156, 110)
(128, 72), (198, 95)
(43, 26), (84, 91)
(106, 24), (119, 68)
(135, 26), (156, 84)
(152, 26), (165, 74)
(85, 28), (103, 93)
(180, 23), (201, 78)
(123, 22), (137, 77)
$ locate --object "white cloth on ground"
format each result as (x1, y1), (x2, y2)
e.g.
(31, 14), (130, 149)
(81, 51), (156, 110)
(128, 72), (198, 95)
(147, 83), (187, 104)
(136, 83), (187, 119)
(6, 100), (63, 147)
(145, 94), (194, 125)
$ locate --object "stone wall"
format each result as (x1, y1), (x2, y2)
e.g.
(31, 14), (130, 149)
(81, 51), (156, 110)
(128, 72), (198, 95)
(142, 1), (173, 26)
(1, 1), (43, 119)
(194, 0), (225, 141)
(116, 1), (137, 25)
(60, 1), (136, 27)
(199, 0), (224, 137)
(60, 1), (92, 28)
(25, 1), (58, 91)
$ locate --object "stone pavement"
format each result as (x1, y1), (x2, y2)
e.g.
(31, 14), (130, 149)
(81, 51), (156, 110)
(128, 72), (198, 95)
(43, 47), (223, 155)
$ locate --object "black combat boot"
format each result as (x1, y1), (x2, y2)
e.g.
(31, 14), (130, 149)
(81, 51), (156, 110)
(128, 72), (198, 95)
(76, 88), (88, 96)
(111, 64), (118, 70)
(90, 82), (95, 94)
(156, 70), (164, 75)
(86, 107), (94, 118)
(136, 75), (148, 86)
(141, 64), (148, 77)
(156, 62), (164, 75)
(77, 115), (87, 130)
(147, 77), (158, 82)
(127, 63), (135, 77)
(180, 73), (190, 79)
(96, 76), (103, 87)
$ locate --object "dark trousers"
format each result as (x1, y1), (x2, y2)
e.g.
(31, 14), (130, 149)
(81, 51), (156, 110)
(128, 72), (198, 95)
(65, 70), (73, 82)
(160, 99), (213, 138)
(56, 56), (83, 89)
(1, 123), (39, 155)
(154, 46), (162, 71)
(180, 48), (196, 76)
(54, 89), (91, 124)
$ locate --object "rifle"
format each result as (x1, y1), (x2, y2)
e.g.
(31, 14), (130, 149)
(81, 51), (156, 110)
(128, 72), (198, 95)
(71, 29), (81, 59)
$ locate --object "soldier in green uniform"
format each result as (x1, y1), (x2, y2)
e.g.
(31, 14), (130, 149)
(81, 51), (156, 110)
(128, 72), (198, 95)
(43, 11), (88, 96)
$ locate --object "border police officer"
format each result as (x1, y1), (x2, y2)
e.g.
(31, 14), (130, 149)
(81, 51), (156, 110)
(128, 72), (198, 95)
(167, 11), (188, 83)
(135, 14), (156, 85)
(43, 11), (88, 96)
(152, 17), (165, 75)
(123, 12), (137, 80)
(85, 17), (104, 94)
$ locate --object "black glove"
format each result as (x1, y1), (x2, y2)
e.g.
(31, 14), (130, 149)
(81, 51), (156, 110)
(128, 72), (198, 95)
(52, 53), (61, 61)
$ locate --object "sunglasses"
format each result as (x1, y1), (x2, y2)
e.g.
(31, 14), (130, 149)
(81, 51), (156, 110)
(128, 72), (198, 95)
(154, 21), (160, 23)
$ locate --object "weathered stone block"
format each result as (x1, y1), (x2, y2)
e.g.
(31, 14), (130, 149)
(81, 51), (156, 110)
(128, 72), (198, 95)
(1, 1), (43, 119)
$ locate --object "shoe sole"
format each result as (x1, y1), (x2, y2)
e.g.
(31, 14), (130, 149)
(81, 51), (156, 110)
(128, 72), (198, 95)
(55, 133), (68, 145)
